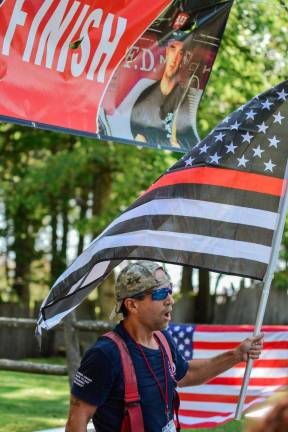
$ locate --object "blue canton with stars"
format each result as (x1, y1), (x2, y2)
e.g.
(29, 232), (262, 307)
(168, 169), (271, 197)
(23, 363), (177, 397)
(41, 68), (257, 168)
(171, 80), (288, 178)
(168, 323), (196, 360)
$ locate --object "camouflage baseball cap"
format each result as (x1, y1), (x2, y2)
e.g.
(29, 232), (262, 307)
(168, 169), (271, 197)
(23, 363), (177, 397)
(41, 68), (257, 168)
(110, 260), (171, 318)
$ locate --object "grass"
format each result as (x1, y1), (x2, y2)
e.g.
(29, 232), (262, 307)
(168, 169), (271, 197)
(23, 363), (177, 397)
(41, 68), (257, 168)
(0, 361), (69, 432)
(0, 359), (245, 432)
(189, 421), (244, 432)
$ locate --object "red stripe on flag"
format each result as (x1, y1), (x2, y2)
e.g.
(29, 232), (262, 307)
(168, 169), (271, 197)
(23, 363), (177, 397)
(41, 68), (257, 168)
(194, 341), (288, 349)
(179, 393), (258, 404)
(208, 377), (288, 386)
(178, 409), (230, 418)
(146, 167), (284, 196)
(195, 325), (288, 332)
(234, 359), (288, 368)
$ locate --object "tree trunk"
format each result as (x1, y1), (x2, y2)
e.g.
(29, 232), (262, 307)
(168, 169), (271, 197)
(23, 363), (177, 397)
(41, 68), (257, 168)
(50, 200), (59, 284)
(91, 168), (112, 237)
(195, 269), (211, 323)
(180, 267), (193, 294)
(77, 189), (89, 256)
(91, 166), (115, 318)
(60, 198), (69, 267)
(98, 271), (116, 321)
(50, 197), (69, 284)
(64, 311), (81, 387)
(11, 205), (34, 315)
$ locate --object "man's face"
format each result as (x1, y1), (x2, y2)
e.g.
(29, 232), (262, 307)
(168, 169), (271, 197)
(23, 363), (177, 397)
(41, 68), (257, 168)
(134, 269), (174, 331)
(164, 40), (184, 79)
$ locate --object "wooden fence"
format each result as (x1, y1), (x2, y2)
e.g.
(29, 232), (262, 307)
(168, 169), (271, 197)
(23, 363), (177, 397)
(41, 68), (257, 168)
(0, 316), (113, 385)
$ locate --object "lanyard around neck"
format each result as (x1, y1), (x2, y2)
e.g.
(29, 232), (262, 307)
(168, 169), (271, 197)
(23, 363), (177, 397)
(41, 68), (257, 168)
(129, 332), (170, 420)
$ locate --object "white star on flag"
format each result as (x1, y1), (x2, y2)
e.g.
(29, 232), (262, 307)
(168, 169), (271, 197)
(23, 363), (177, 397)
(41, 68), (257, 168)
(199, 144), (209, 154)
(264, 159), (276, 172)
(214, 132), (226, 142)
(225, 142), (237, 153)
(237, 155), (249, 167)
(241, 132), (253, 143)
(268, 136), (280, 148)
(257, 122), (268, 133)
(185, 156), (194, 166)
(273, 112), (284, 124)
(252, 145), (264, 158)
(246, 110), (257, 120)
(261, 99), (273, 110)
(210, 152), (222, 164)
(230, 121), (241, 130)
(277, 89), (288, 101)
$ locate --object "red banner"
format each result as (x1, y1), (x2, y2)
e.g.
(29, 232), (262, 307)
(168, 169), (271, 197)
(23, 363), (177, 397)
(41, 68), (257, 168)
(0, 0), (233, 152)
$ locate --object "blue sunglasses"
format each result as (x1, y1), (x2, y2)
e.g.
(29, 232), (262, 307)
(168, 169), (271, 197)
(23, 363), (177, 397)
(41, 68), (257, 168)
(132, 286), (173, 301)
(151, 286), (173, 300)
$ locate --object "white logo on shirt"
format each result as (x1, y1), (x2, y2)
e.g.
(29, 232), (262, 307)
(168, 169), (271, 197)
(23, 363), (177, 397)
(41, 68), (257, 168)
(74, 371), (93, 388)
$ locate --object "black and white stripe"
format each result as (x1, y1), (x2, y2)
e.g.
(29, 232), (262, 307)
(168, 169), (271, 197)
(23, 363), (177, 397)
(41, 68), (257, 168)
(38, 186), (280, 332)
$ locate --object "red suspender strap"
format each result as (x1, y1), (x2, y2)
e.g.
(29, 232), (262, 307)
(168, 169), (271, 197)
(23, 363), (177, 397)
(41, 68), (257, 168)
(154, 331), (174, 375)
(104, 331), (145, 432)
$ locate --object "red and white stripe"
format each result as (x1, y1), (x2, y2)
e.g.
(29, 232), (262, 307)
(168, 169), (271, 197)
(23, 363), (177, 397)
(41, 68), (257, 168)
(178, 325), (288, 429)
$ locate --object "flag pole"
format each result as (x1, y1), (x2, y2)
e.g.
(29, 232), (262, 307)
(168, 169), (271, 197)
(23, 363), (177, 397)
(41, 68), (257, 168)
(235, 174), (288, 420)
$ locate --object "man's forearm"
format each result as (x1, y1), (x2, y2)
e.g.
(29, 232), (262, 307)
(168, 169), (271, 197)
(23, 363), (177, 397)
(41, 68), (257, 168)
(65, 418), (88, 432)
(179, 349), (239, 387)
(178, 334), (263, 388)
(196, 349), (239, 384)
(65, 395), (96, 432)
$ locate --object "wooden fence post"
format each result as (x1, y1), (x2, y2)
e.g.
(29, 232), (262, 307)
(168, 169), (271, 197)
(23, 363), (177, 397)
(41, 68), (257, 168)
(64, 311), (81, 387)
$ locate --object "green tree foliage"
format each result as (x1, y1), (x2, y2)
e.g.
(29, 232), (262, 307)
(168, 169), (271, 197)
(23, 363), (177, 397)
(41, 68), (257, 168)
(0, 126), (172, 309)
(199, 0), (288, 137)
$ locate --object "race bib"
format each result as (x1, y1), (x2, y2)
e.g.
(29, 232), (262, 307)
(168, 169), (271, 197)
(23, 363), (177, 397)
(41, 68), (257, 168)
(162, 419), (176, 432)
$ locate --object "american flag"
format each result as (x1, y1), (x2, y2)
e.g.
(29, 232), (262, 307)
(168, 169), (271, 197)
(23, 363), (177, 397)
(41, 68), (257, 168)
(168, 324), (288, 429)
(37, 80), (288, 333)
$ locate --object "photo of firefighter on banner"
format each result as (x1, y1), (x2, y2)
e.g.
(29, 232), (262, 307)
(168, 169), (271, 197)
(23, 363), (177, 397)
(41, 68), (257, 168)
(98, 0), (233, 152)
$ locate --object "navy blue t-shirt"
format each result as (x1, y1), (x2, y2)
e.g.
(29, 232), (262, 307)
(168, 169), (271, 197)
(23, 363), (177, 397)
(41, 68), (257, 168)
(72, 322), (188, 431)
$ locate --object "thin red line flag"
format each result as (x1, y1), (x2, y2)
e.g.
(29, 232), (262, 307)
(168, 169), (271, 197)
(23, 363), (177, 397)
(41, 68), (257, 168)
(37, 80), (288, 333)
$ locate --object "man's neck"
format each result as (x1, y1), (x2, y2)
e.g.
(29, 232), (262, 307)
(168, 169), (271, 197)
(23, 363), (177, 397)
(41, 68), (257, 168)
(122, 319), (159, 349)
(160, 75), (176, 96)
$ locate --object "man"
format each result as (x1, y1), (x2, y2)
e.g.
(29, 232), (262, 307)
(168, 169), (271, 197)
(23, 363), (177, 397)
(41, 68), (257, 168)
(66, 261), (263, 432)
(130, 32), (200, 150)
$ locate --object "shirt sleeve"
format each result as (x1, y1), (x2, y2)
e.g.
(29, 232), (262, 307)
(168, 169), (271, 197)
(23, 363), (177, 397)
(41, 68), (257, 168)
(71, 340), (118, 407)
(162, 330), (189, 381)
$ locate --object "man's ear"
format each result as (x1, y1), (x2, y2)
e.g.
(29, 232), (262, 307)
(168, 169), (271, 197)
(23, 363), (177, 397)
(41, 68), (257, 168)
(123, 298), (138, 314)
